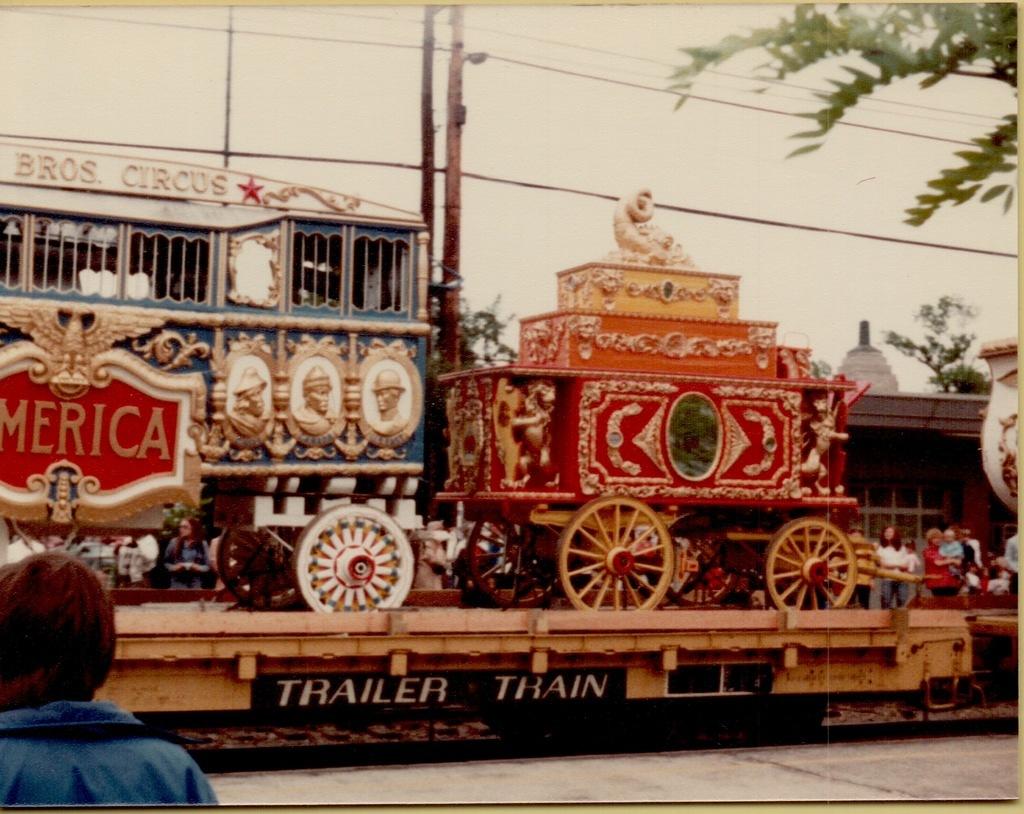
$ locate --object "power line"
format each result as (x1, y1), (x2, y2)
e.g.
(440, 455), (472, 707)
(2, 7), (996, 144)
(1, 131), (1014, 260)
(483, 53), (979, 147)
(294, 4), (1006, 123)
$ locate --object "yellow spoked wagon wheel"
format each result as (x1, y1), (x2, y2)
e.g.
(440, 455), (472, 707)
(765, 517), (857, 610)
(557, 496), (674, 610)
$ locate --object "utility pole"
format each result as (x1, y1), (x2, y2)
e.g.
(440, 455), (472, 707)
(223, 6), (234, 169)
(440, 5), (465, 369)
(420, 7), (438, 260)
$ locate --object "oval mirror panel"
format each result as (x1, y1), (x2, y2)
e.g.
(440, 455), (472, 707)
(667, 393), (721, 480)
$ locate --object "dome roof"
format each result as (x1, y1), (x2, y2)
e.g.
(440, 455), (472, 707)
(838, 321), (899, 392)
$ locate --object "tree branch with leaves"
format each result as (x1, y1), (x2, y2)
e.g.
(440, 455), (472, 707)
(884, 295), (990, 393)
(670, 3), (1017, 224)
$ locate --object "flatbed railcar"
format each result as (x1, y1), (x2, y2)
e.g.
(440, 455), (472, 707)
(439, 189), (887, 612)
(0, 141), (430, 611)
(99, 605), (993, 740)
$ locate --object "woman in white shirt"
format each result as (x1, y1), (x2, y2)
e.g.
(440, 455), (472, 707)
(877, 526), (910, 609)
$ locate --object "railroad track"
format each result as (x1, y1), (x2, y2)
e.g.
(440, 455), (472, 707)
(172, 698), (1017, 774)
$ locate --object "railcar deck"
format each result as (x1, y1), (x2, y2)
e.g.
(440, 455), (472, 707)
(100, 607), (980, 715)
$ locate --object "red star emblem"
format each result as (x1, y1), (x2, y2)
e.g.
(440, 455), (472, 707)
(237, 176), (264, 204)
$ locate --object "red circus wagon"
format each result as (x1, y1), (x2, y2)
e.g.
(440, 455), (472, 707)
(439, 190), (868, 612)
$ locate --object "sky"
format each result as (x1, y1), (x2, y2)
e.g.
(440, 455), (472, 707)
(0, 3), (1017, 392)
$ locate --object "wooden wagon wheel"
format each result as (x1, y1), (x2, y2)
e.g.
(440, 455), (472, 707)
(292, 504), (414, 612)
(557, 496), (674, 610)
(466, 519), (555, 609)
(765, 517), (857, 610)
(217, 527), (300, 610)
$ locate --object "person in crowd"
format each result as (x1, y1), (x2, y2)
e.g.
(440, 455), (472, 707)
(958, 526), (982, 570)
(923, 526), (962, 597)
(876, 526), (909, 609)
(994, 533), (1018, 595)
(902, 539), (923, 605)
(848, 527), (876, 609)
(0, 552), (217, 806)
(163, 517), (213, 590)
(938, 526), (965, 580)
(413, 521), (450, 590)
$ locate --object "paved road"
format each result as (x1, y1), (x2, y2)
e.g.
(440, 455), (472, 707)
(208, 734), (1017, 804)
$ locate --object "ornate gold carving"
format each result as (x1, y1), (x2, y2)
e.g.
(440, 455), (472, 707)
(577, 380), (676, 495)
(0, 304), (166, 398)
(607, 403), (642, 475)
(720, 409), (752, 474)
(261, 185), (360, 213)
(799, 395), (848, 496)
(520, 319), (567, 365)
(998, 412), (1018, 499)
(557, 268), (625, 311)
(444, 379), (485, 492)
(494, 378), (559, 489)
(608, 189), (696, 267)
(624, 276), (737, 319)
(133, 330), (211, 371)
(566, 315), (601, 360)
(632, 402), (669, 476)
(778, 346), (811, 379)
(0, 295), (431, 337)
(228, 231), (281, 309)
(748, 326), (775, 370)
(741, 409), (777, 476)
(713, 386), (802, 492)
(201, 462), (423, 477)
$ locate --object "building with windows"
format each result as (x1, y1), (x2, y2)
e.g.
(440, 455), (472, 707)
(839, 323), (1015, 559)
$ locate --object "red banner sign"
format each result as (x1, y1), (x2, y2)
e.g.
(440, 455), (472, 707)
(0, 371), (181, 492)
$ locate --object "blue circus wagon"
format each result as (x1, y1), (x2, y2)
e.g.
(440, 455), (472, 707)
(0, 142), (430, 611)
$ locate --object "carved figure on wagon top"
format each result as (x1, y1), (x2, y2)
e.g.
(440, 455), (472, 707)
(226, 366), (272, 439)
(495, 378), (559, 489)
(800, 396), (848, 496)
(608, 189), (696, 268)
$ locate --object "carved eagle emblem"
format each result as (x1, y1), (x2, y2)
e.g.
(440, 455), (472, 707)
(0, 303), (165, 398)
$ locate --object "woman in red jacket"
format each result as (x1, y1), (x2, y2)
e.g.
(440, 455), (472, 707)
(922, 527), (962, 597)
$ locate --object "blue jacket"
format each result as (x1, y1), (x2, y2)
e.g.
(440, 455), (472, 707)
(0, 700), (217, 806)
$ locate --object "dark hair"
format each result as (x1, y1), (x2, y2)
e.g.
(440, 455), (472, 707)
(881, 526), (903, 548)
(0, 552), (115, 710)
(170, 516), (204, 560)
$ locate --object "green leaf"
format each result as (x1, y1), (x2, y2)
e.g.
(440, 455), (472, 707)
(1003, 187), (1015, 214)
(981, 184), (1009, 202)
(787, 143), (824, 158)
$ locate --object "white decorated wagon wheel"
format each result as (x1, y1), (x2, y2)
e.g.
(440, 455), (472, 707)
(557, 496), (674, 610)
(765, 517), (856, 610)
(293, 504), (414, 612)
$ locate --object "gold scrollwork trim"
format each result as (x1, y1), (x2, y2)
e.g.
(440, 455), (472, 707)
(133, 329), (211, 371)
(201, 463), (423, 477)
(624, 276), (738, 318)
(261, 185), (360, 213)
(0, 296), (430, 336)
(607, 403), (642, 475)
